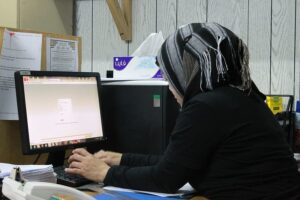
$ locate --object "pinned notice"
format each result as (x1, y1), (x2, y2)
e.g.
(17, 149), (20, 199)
(0, 29), (42, 120)
(46, 38), (79, 71)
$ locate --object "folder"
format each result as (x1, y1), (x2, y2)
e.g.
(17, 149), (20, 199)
(94, 191), (182, 200)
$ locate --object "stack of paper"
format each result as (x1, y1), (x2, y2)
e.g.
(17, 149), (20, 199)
(0, 163), (56, 183)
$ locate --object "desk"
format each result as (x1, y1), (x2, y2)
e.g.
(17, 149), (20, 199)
(190, 197), (208, 200)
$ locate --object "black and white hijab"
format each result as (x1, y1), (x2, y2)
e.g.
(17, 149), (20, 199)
(157, 23), (262, 105)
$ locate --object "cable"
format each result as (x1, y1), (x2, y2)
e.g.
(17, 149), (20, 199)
(33, 153), (41, 164)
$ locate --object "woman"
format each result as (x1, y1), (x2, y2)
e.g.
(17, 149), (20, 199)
(66, 23), (300, 199)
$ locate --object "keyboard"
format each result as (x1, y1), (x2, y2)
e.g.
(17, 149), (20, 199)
(54, 166), (92, 187)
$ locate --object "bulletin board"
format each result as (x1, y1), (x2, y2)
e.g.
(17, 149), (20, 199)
(0, 26), (82, 71)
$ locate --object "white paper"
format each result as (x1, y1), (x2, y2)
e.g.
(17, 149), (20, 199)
(0, 29), (42, 120)
(131, 31), (164, 56)
(46, 37), (79, 71)
(0, 163), (53, 178)
(103, 183), (195, 198)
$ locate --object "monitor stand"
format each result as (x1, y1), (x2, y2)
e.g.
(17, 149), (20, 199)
(46, 150), (66, 167)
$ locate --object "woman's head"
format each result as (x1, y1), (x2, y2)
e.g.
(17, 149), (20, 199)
(157, 22), (251, 105)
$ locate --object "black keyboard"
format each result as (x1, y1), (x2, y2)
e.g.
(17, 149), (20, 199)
(54, 166), (92, 187)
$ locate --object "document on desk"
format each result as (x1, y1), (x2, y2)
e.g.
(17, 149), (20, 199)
(78, 183), (194, 199)
(94, 191), (182, 200)
(0, 29), (42, 120)
(102, 183), (194, 198)
(0, 163), (56, 183)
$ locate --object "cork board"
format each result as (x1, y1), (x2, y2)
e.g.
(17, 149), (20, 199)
(0, 26), (82, 71)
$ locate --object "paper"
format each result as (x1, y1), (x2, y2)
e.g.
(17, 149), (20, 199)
(0, 29), (42, 120)
(103, 183), (194, 198)
(131, 31), (164, 57)
(46, 37), (79, 71)
(0, 163), (54, 180)
(95, 191), (180, 200)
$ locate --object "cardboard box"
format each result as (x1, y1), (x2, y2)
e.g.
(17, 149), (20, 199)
(113, 56), (162, 80)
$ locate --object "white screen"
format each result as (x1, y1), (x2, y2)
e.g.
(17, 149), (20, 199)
(22, 75), (103, 150)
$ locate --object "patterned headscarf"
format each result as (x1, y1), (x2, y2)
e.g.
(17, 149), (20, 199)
(157, 23), (254, 103)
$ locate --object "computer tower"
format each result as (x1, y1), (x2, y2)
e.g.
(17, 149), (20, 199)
(101, 80), (179, 155)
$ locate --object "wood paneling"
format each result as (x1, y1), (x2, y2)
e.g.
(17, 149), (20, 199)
(74, 0), (299, 101)
(74, 0), (93, 72)
(295, 0), (300, 103)
(157, 0), (177, 39)
(177, 0), (206, 26)
(128, 0), (156, 55)
(271, 0), (295, 95)
(248, 0), (271, 94)
(92, 0), (127, 76)
(207, 0), (248, 43)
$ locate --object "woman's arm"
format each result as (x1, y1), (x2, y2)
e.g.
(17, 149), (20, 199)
(94, 150), (162, 167)
(120, 153), (162, 167)
(103, 101), (219, 193)
(104, 156), (192, 193)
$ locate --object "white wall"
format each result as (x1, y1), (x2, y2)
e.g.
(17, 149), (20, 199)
(0, 0), (19, 28)
(75, 0), (299, 100)
(19, 0), (73, 34)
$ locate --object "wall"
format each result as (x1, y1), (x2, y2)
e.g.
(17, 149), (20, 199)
(75, 0), (300, 102)
(0, 0), (19, 28)
(0, 0), (73, 164)
(19, 0), (73, 35)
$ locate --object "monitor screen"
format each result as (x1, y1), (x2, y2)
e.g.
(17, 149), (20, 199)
(15, 71), (105, 154)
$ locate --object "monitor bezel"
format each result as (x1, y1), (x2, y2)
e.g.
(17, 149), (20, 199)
(15, 70), (106, 155)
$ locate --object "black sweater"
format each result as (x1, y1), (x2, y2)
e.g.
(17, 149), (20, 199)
(104, 87), (300, 199)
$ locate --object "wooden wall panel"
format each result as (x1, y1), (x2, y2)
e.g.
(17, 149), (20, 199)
(92, 0), (127, 76)
(128, 0), (156, 55)
(295, 0), (300, 103)
(75, 0), (299, 102)
(248, 0), (271, 94)
(177, 0), (206, 27)
(157, 0), (177, 39)
(271, 0), (295, 95)
(207, 0), (248, 43)
(74, 0), (92, 72)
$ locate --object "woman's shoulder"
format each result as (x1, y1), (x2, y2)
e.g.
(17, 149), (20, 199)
(183, 87), (251, 116)
(186, 87), (238, 104)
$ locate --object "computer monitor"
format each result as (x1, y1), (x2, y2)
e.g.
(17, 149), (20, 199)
(14, 71), (105, 165)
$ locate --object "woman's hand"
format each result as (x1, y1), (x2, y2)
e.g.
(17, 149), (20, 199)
(94, 150), (122, 166)
(65, 148), (110, 182)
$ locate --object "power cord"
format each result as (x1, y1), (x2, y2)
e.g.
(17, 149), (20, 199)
(33, 153), (41, 164)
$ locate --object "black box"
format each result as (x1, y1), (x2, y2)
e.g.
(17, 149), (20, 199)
(101, 80), (179, 155)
